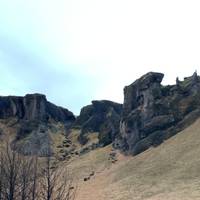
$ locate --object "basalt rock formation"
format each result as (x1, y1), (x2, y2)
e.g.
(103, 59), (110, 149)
(1, 72), (200, 157)
(114, 71), (200, 155)
(74, 100), (122, 146)
(0, 93), (75, 123)
(0, 93), (75, 155)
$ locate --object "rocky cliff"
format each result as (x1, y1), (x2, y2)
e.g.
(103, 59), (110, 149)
(0, 93), (75, 155)
(1, 72), (200, 157)
(0, 93), (75, 123)
(74, 100), (122, 146)
(114, 71), (200, 155)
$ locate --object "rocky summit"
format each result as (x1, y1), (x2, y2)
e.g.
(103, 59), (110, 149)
(115, 71), (200, 155)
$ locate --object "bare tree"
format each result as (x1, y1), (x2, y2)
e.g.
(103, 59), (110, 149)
(0, 140), (77, 200)
(18, 156), (33, 200)
(40, 154), (55, 200)
(0, 151), (4, 200)
(55, 171), (77, 200)
(39, 146), (76, 200)
(31, 156), (39, 200)
(1, 141), (22, 200)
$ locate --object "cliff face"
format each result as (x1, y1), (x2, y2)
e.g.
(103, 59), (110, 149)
(74, 100), (122, 146)
(0, 93), (75, 155)
(115, 72), (200, 155)
(0, 93), (75, 123)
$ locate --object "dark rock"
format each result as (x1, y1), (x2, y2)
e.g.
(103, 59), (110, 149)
(63, 140), (68, 144)
(109, 151), (116, 158)
(63, 151), (69, 156)
(58, 157), (65, 161)
(108, 151), (117, 163)
(59, 149), (65, 153)
(75, 151), (79, 155)
(78, 143), (100, 156)
(0, 93), (75, 155)
(0, 128), (3, 135)
(63, 139), (72, 145)
(84, 177), (90, 182)
(89, 171), (95, 177)
(0, 94), (75, 123)
(117, 72), (200, 155)
(74, 100), (122, 146)
(63, 144), (71, 148)
(112, 160), (117, 164)
(79, 147), (90, 155)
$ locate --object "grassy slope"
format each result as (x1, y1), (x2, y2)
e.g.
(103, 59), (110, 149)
(68, 118), (200, 200)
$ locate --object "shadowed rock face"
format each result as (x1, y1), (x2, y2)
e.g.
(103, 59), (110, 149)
(0, 93), (75, 123)
(74, 100), (122, 146)
(115, 71), (200, 155)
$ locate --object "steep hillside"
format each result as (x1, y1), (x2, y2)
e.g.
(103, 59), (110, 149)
(68, 118), (200, 200)
(1, 72), (200, 200)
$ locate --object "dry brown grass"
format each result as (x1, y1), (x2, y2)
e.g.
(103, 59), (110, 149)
(2, 117), (200, 199)
(68, 129), (99, 148)
(67, 118), (200, 200)
(0, 118), (18, 140)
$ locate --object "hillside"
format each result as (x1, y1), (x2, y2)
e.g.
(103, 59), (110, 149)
(67, 117), (200, 200)
(1, 72), (200, 200)
(1, 72), (200, 159)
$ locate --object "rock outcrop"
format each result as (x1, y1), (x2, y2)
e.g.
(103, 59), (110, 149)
(2, 72), (200, 157)
(0, 93), (75, 155)
(115, 71), (200, 155)
(74, 100), (122, 146)
(0, 93), (75, 123)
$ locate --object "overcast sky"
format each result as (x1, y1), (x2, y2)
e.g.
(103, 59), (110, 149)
(0, 0), (200, 114)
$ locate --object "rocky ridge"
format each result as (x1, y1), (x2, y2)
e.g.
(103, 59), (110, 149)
(0, 93), (75, 123)
(1, 72), (200, 157)
(115, 71), (200, 155)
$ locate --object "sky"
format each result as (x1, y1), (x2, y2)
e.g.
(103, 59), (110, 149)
(0, 0), (200, 114)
